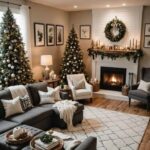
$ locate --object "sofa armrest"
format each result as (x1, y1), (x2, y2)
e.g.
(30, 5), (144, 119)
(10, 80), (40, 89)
(85, 82), (93, 92)
(75, 136), (97, 150)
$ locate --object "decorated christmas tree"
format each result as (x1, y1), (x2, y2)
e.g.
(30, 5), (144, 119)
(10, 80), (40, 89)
(0, 8), (33, 88)
(61, 27), (86, 84)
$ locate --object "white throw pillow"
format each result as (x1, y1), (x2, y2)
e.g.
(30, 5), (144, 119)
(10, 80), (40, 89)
(47, 87), (61, 101)
(38, 90), (55, 104)
(73, 80), (85, 90)
(138, 80), (150, 92)
(1, 97), (24, 118)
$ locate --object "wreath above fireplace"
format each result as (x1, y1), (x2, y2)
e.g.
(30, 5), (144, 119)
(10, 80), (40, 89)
(104, 17), (126, 42)
(87, 48), (143, 63)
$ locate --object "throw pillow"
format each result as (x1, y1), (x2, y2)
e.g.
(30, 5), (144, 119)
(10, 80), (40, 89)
(38, 90), (55, 104)
(138, 80), (150, 92)
(73, 80), (85, 90)
(47, 87), (61, 101)
(1, 97), (24, 118)
(20, 95), (33, 111)
(0, 101), (5, 119)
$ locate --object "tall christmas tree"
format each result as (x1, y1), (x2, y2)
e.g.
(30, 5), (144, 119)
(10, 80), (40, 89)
(61, 27), (86, 84)
(0, 8), (33, 88)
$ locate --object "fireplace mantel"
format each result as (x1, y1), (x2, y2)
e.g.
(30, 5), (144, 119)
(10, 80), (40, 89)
(88, 48), (143, 63)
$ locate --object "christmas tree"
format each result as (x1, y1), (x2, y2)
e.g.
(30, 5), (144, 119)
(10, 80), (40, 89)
(0, 8), (33, 88)
(61, 27), (86, 84)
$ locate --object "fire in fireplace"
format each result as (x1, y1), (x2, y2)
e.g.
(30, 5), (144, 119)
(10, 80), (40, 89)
(100, 67), (126, 91)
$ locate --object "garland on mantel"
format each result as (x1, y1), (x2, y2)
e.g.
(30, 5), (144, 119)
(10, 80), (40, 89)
(87, 48), (143, 63)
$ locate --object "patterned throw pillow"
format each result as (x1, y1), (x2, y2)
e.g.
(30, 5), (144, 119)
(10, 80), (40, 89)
(20, 95), (33, 111)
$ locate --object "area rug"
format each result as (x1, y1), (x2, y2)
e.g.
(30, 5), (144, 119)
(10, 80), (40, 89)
(53, 106), (149, 150)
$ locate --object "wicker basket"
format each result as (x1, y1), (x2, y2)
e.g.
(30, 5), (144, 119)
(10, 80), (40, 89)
(6, 130), (32, 145)
(122, 85), (129, 96)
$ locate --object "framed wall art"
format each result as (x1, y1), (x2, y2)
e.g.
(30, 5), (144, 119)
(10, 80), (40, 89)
(46, 24), (55, 46)
(80, 25), (91, 39)
(34, 23), (45, 47)
(56, 25), (64, 45)
(145, 23), (150, 36)
(144, 36), (150, 48)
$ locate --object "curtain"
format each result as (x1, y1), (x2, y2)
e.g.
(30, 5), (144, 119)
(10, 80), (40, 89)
(20, 5), (32, 68)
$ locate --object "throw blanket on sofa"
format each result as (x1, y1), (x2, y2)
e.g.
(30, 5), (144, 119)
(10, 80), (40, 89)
(8, 85), (29, 98)
(53, 100), (77, 130)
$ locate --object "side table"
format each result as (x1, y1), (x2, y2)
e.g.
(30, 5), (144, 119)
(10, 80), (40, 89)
(90, 82), (99, 92)
(59, 88), (73, 100)
(42, 78), (60, 88)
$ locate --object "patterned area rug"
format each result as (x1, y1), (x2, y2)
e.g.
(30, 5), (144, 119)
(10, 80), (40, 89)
(53, 106), (149, 150)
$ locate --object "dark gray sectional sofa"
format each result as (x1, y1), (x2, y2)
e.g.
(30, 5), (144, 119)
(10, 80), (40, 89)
(0, 82), (97, 150)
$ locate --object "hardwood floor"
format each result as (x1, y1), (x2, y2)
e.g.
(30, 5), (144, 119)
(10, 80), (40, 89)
(86, 97), (150, 150)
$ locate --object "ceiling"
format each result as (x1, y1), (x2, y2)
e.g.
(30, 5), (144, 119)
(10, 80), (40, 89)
(30, 0), (150, 11)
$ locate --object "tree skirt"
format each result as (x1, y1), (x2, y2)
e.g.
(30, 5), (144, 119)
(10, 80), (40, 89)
(53, 106), (149, 150)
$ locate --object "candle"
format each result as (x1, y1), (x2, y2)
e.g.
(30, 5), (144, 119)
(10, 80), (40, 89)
(130, 39), (131, 49)
(99, 40), (101, 48)
(135, 40), (137, 49)
(133, 38), (134, 49)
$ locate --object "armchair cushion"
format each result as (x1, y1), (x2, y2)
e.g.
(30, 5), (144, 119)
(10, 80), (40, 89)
(76, 89), (92, 97)
(129, 89), (150, 100)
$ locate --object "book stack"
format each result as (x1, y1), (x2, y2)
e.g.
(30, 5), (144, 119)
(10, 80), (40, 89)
(35, 138), (59, 150)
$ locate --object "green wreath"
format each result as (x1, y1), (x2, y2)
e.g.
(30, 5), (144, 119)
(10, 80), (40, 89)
(104, 17), (126, 42)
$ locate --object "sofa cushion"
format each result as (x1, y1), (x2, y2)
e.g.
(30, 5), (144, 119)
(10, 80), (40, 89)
(0, 120), (19, 134)
(8, 107), (53, 125)
(0, 89), (12, 100)
(75, 89), (92, 97)
(129, 89), (150, 99)
(26, 82), (48, 106)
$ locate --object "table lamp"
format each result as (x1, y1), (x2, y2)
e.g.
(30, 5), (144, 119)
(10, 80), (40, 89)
(41, 55), (53, 80)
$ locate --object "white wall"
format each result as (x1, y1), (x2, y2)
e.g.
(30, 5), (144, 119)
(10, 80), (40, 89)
(92, 6), (143, 47)
(92, 6), (143, 85)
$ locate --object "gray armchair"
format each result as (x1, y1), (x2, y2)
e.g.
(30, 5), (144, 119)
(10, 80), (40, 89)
(128, 68), (150, 110)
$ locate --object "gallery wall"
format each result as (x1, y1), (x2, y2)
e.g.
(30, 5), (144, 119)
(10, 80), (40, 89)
(140, 6), (150, 74)
(28, 2), (69, 80)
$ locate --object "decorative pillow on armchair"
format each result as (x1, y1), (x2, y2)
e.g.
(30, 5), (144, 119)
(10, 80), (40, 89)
(1, 97), (24, 118)
(38, 90), (55, 104)
(138, 80), (150, 92)
(73, 80), (85, 90)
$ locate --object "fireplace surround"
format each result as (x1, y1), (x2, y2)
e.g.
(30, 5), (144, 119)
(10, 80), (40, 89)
(100, 67), (126, 91)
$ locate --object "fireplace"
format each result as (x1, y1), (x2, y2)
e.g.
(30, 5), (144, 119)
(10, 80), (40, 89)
(100, 67), (126, 91)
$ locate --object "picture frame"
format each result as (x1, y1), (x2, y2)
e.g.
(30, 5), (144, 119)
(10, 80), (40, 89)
(80, 25), (91, 39)
(56, 25), (64, 45)
(145, 23), (150, 36)
(144, 36), (150, 48)
(46, 24), (55, 46)
(34, 23), (45, 47)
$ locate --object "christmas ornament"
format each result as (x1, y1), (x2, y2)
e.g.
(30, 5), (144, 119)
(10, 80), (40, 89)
(11, 73), (15, 78)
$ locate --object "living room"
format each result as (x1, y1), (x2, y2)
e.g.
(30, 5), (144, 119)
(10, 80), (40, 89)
(0, 0), (150, 150)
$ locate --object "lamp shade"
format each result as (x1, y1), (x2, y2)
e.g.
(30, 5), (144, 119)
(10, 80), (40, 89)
(41, 55), (53, 66)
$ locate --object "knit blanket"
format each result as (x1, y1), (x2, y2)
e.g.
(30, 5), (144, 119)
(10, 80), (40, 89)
(53, 100), (77, 130)
(8, 85), (29, 99)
